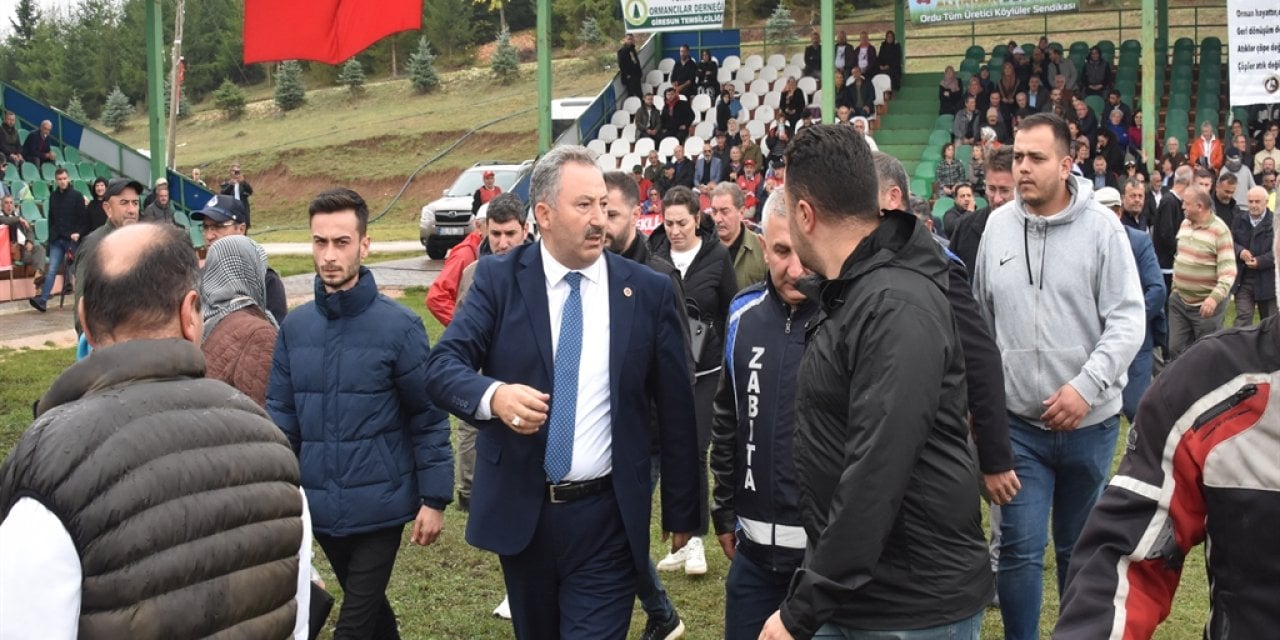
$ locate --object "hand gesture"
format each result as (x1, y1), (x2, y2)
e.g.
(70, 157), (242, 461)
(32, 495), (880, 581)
(491, 383), (549, 434)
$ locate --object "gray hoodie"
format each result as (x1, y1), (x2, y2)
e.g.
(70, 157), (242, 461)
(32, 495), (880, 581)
(973, 177), (1145, 428)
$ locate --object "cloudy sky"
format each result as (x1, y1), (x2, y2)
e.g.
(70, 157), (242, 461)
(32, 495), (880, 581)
(0, 0), (78, 35)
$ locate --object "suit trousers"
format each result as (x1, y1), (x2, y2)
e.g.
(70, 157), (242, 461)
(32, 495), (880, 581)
(315, 525), (405, 640)
(1166, 294), (1226, 360)
(456, 420), (478, 505)
(1233, 281), (1277, 327)
(499, 487), (637, 640)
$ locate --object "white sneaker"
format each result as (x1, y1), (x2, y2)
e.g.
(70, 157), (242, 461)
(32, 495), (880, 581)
(493, 595), (511, 619)
(684, 537), (707, 575)
(655, 542), (689, 571)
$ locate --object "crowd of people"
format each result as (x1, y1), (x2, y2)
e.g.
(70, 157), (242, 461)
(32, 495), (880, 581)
(1, 29), (1279, 640)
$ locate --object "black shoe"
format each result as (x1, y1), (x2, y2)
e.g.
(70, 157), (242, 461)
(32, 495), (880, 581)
(640, 611), (685, 640)
(28, 297), (46, 313)
(456, 492), (470, 513)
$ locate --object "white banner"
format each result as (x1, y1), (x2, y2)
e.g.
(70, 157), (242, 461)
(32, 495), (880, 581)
(621, 0), (725, 33)
(1228, 0), (1280, 106)
(909, 0), (1077, 26)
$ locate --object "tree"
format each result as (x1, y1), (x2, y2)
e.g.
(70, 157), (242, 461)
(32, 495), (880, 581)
(102, 86), (135, 132)
(491, 27), (519, 84)
(475, 0), (507, 33)
(8, 0), (40, 48)
(338, 58), (366, 95)
(408, 37), (441, 94)
(764, 3), (796, 55)
(274, 60), (306, 111)
(425, 0), (475, 58)
(212, 79), (246, 120)
(578, 16), (606, 47)
(65, 93), (88, 122)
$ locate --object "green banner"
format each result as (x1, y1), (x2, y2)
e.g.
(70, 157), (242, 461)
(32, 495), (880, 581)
(622, 0), (725, 33)
(909, 0), (1079, 26)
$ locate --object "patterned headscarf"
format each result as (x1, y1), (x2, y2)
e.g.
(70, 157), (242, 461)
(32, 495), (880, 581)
(199, 235), (277, 341)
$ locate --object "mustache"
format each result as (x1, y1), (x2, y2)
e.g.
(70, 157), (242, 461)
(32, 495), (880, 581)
(584, 225), (604, 239)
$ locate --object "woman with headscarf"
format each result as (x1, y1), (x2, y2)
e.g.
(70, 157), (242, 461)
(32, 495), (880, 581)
(84, 177), (109, 233)
(852, 116), (879, 151)
(939, 66), (963, 115)
(199, 235), (279, 407)
(877, 30), (903, 90)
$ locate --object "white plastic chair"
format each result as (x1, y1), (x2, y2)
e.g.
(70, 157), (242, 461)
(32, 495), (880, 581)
(760, 66), (779, 84)
(587, 139), (608, 156)
(658, 136), (680, 157)
(749, 79), (769, 96)
(731, 79), (748, 95)
(763, 91), (781, 109)
(658, 58), (675, 76)
(694, 121), (716, 139)
(767, 54), (787, 70)
(622, 96), (642, 115)
(596, 154), (618, 171)
(722, 55), (741, 73)
(609, 139), (631, 158)
(717, 68), (733, 84)
(657, 82), (672, 97)
(739, 92), (760, 111)
(754, 105), (775, 124)
(641, 83), (653, 96)
(691, 94), (713, 114)
(683, 136), (705, 156)
(783, 65), (803, 81)
(633, 137), (656, 157)
(597, 124), (619, 144)
(797, 77), (818, 96)
(744, 54), (764, 71)
(746, 120), (766, 140)
(620, 153), (641, 173)
(621, 123), (637, 142)
(790, 53), (806, 68)
(872, 75), (891, 106)
(735, 67), (756, 84)
(611, 110), (631, 127)
(645, 69), (665, 87)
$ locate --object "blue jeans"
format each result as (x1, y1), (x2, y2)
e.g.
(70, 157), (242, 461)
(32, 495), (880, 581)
(812, 610), (983, 639)
(1122, 336), (1154, 422)
(997, 414), (1119, 640)
(37, 237), (75, 302)
(724, 549), (791, 640)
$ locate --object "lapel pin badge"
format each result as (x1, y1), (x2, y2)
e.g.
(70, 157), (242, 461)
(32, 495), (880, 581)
(623, 286), (633, 298)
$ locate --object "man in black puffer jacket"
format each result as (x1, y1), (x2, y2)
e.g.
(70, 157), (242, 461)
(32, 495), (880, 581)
(758, 125), (992, 640)
(0, 223), (309, 639)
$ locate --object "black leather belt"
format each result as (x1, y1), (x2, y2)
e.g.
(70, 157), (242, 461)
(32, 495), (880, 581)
(546, 475), (612, 504)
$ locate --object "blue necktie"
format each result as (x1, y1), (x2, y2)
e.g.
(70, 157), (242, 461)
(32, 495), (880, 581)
(545, 271), (583, 483)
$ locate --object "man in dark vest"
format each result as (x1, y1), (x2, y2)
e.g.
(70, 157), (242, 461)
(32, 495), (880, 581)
(0, 222), (310, 639)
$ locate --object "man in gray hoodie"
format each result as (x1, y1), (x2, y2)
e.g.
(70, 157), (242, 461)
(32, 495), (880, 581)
(972, 113), (1145, 640)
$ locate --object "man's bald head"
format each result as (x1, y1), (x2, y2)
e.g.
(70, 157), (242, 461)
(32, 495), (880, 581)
(82, 223), (201, 346)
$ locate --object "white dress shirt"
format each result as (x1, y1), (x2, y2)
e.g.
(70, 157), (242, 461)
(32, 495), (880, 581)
(478, 243), (613, 482)
(0, 492), (313, 640)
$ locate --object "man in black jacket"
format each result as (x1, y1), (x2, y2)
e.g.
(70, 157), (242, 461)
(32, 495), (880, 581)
(617, 34), (643, 99)
(670, 45), (699, 100)
(220, 163), (254, 228)
(802, 32), (821, 78)
(950, 146), (1016, 271)
(30, 167), (87, 313)
(1152, 165), (1193, 291)
(0, 111), (23, 166)
(758, 124), (991, 639)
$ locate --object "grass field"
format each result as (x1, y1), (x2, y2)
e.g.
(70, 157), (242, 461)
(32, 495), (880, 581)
(0, 285), (1229, 638)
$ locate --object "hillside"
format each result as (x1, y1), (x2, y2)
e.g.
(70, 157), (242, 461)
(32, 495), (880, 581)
(113, 57), (617, 242)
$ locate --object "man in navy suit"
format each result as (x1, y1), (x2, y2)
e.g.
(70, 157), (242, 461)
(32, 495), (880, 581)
(425, 145), (700, 639)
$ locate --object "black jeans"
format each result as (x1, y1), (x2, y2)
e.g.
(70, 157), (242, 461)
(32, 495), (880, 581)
(316, 525), (404, 640)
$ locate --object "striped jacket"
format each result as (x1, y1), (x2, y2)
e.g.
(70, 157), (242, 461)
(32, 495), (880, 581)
(1056, 317), (1280, 639)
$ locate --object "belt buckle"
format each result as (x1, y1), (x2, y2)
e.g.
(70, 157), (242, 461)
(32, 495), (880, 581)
(547, 481), (570, 504)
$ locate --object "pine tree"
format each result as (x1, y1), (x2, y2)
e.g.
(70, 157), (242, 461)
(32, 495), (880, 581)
(578, 16), (606, 46)
(274, 60), (306, 111)
(212, 80), (247, 120)
(338, 58), (366, 95)
(8, 0), (40, 47)
(764, 4), (796, 55)
(101, 85), (134, 131)
(408, 37), (441, 95)
(491, 27), (519, 84)
(65, 92), (88, 122)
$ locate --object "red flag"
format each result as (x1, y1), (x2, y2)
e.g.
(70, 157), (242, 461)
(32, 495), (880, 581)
(244, 0), (421, 65)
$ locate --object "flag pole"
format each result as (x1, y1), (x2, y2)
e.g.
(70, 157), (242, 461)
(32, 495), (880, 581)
(146, 0), (167, 184)
(165, 0), (185, 170)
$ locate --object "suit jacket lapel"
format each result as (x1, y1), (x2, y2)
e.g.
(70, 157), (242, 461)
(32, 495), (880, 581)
(607, 253), (634, 422)
(517, 245), (555, 382)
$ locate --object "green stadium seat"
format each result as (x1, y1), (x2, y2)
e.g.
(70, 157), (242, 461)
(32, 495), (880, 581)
(932, 197), (954, 223)
(62, 164), (80, 181)
(910, 177), (928, 198)
(30, 181), (49, 201)
(2, 164), (16, 181)
(5, 180), (22, 198)
(974, 196), (988, 210)
(1174, 37), (1194, 51)
(1201, 37), (1221, 56)
(965, 45), (985, 61)
(21, 200), (41, 221)
(62, 147), (81, 164)
(40, 163), (56, 181)
(1120, 40), (1141, 54)
(174, 209), (190, 228)
(1049, 42), (1064, 54)
(189, 223), (205, 249)
(72, 179), (88, 194)
(95, 162), (112, 180)
(915, 161), (937, 178)
(1195, 109), (1219, 133)
(928, 130), (951, 146)
(921, 146), (942, 163)
(1069, 42), (1088, 57)
(34, 218), (47, 244)
(960, 59), (980, 74)
(78, 161), (96, 181)
(934, 114), (954, 129)
(20, 163), (39, 183)
(1232, 107), (1249, 127)
(48, 148), (60, 164)
(956, 144), (973, 164)
(1022, 44), (1035, 57)
(992, 44), (1009, 58)
(1084, 95), (1105, 118)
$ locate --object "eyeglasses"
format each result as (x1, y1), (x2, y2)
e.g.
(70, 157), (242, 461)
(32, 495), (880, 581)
(201, 220), (238, 231)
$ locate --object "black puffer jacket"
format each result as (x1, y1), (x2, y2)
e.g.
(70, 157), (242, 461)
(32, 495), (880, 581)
(649, 226), (738, 373)
(778, 211), (992, 639)
(0, 339), (304, 639)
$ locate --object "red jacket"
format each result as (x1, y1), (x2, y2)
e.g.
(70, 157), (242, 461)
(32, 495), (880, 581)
(1188, 136), (1224, 172)
(426, 231), (482, 325)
